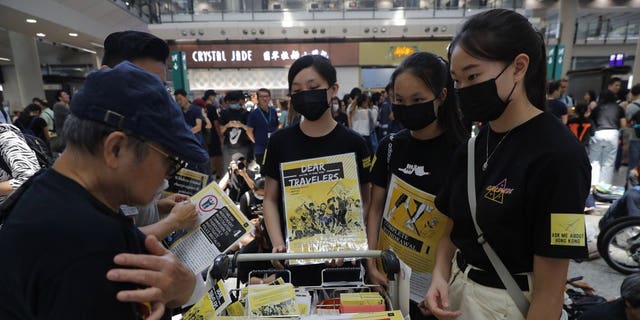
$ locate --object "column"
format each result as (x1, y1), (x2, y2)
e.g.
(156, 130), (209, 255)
(633, 38), (640, 86)
(558, 0), (577, 78)
(8, 31), (45, 109)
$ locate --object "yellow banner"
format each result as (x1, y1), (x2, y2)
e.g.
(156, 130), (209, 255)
(281, 153), (368, 265)
(378, 175), (447, 273)
(359, 41), (450, 66)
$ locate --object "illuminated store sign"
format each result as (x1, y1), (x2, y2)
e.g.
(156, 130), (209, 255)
(174, 43), (357, 68)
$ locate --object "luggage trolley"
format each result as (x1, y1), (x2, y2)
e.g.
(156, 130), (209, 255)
(208, 249), (402, 316)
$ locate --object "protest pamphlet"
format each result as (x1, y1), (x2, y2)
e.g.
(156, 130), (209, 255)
(183, 279), (232, 319)
(169, 181), (253, 273)
(166, 168), (209, 196)
(378, 174), (447, 302)
(247, 284), (299, 316)
(280, 153), (368, 265)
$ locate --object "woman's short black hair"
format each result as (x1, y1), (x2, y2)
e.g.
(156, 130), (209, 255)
(390, 52), (468, 144)
(448, 9), (547, 111)
(287, 55), (336, 92)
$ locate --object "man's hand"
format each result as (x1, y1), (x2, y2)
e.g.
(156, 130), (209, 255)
(165, 201), (198, 231)
(106, 235), (196, 315)
(157, 193), (190, 215)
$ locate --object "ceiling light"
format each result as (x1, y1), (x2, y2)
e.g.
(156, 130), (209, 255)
(0, 57), (10, 62)
(36, 33), (46, 37)
(26, 19), (37, 24)
(90, 42), (104, 48)
(381, 27), (387, 33)
(68, 32), (78, 37)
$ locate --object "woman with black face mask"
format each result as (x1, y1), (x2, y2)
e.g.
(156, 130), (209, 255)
(261, 55), (372, 286)
(365, 52), (466, 320)
(425, 9), (591, 320)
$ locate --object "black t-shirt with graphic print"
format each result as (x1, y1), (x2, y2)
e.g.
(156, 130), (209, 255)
(219, 108), (250, 147)
(435, 112), (590, 274)
(370, 129), (460, 195)
(263, 123), (371, 242)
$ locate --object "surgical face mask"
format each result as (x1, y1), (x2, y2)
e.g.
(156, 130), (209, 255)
(291, 88), (330, 121)
(455, 63), (516, 122)
(253, 192), (264, 201)
(392, 99), (437, 131)
(332, 103), (340, 112)
(229, 103), (240, 110)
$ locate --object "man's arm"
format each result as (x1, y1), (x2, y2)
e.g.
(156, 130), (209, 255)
(245, 126), (256, 143)
(192, 118), (202, 134)
(139, 201), (198, 240)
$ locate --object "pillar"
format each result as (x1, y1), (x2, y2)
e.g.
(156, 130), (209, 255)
(8, 31), (45, 110)
(633, 39), (640, 86)
(558, 0), (577, 78)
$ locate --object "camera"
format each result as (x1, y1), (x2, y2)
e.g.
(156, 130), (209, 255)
(237, 161), (245, 170)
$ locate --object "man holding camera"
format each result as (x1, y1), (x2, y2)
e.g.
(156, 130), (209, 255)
(220, 152), (257, 202)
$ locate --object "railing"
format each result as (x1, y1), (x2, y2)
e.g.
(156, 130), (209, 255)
(574, 19), (639, 44)
(155, 0), (523, 23)
(110, 0), (163, 24)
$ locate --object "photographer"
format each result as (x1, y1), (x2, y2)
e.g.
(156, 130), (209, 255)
(240, 177), (265, 220)
(219, 152), (257, 202)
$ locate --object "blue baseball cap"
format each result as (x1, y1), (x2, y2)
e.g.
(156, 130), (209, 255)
(70, 61), (208, 164)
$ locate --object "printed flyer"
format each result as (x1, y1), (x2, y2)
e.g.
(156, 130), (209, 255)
(280, 153), (368, 265)
(166, 168), (209, 196)
(169, 181), (253, 273)
(247, 284), (299, 316)
(378, 174), (447, 301)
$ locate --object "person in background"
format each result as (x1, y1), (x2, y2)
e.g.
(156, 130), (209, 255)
(240, 177), (265, 220)
(246, 88), (279, 167)
(567, 102), (595, 152)
(582, 272), (640, 320)
(0, 92), (9, 124)
(584, 89), (598, 117)
(559, 78), (574, 111)
(52, 90), (70, 152)
(331, 96), (348, 127)
(626, 84), (640, 180)
(278, 100), (289, 128)
(219, 90), (252, 169)
(14, 103), (50, 144)
(547, 80), (568, 124)
(0, 123), (40, 204)
(590, 86), (626, 186)
(175, 89), (210, 176)
(426, 9), (590, 319)
(34, 98), (54, 132)
(349, 92), (377, 152)
(219, 152), (256, 203)
(204, 90), (224, 180)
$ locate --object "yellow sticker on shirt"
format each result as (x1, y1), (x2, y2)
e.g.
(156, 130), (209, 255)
(550, 213), (586, 246)
(362, 156), (372, 169)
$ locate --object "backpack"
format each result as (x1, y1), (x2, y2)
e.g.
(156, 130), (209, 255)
(0, 124), (52, 174)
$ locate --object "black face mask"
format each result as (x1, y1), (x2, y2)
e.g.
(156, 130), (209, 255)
(291, 89), (329, 121)
(455, 63), (517, 122)
(392, 100), (437, 131)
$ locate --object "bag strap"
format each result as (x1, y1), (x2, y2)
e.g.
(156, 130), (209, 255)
(386, 134), (394, 173)
(466, 136), (530, 317)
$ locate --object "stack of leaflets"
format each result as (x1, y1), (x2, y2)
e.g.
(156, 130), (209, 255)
(247, 283), (299, 316)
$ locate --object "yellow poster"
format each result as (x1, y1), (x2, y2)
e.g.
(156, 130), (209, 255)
(281, 153), (368, 265)
(378, 175), (447, 301)
(247, 284), (299, 316)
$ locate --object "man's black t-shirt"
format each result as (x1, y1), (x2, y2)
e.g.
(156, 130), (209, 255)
(370, 129), (460, 194)
(591, 102), (625, 130)
(206, 103), (221, 145)
(219, 108), (250, 147)
(15, 116), (48, 142)
(0, 169), (147, 319)
(435, 112), (590, 274)
(239, 190), (263, 220)
(547, 99), (567, 120)
(581, 299), (627, 320)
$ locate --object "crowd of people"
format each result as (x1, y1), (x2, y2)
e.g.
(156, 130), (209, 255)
(0, 7), (639, 320)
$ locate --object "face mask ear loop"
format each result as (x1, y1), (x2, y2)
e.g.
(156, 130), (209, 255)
(494, 62), (512, 80)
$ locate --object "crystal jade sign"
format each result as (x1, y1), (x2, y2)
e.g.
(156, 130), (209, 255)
(172, 43), (358, 68)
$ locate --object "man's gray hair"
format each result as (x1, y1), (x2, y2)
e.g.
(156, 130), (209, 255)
(62, 114), (148, 159)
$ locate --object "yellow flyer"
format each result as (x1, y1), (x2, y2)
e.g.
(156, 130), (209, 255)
(247, 284), (299, 316)
(183, 279), (231, 319)
(280, 153), (368, 265)
(378, 174), (447, 301)
(169, 181), (253, 273)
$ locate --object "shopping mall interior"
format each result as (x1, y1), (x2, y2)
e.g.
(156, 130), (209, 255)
(0, 0), (638, 110)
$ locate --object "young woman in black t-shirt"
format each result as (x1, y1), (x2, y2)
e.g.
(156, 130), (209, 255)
(262, 55), (371, 286)
(365, 52), (467, 320)
(425, 9), (591, 320)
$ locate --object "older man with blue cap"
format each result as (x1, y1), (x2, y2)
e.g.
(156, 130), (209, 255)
(0, 61), (208, 319)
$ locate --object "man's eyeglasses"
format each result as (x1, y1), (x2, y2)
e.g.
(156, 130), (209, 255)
(144, 143), (186, 177)
(130, 135), (186, 177)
